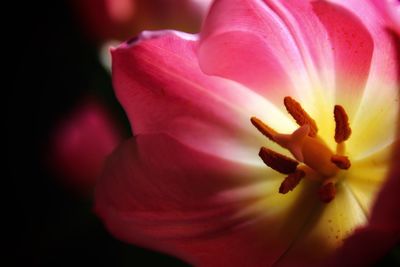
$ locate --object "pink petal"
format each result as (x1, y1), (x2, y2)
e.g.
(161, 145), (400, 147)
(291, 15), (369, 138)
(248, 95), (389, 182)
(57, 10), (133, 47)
(372, 0), (400, 35)
(199, 0), (378, 118)
(308, 1), (374, 118)
(326, 0), (399, 89)
(328, 0), (400, 156)
(49, 100), (123, 193)
(199, 0), (311, 104)
(95, 134), (318, 267)
(112, 30), (295, 164)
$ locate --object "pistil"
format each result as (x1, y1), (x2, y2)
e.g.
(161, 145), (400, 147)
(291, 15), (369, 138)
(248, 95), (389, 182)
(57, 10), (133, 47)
(251, 97), (353, 202)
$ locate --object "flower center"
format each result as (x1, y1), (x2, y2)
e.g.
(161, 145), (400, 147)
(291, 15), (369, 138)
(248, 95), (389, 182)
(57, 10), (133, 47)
(251, 97), (352, 203)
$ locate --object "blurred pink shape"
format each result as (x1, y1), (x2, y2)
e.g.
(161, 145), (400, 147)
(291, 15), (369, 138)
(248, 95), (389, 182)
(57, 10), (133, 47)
(49, 99), (123, 194)
(105, 0), (136, 24)
(71, 0), (212, 43)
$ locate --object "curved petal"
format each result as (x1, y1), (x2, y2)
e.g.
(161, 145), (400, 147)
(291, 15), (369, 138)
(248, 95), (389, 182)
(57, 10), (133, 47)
(112, 30), (296, 165)
(198, 0), (387, 154)
(372, 0), (400, 35)
(199, 0), (376, 115)
(199, 0), (315, 104)
(95, 134), (318, 267)
(261, 0), (374, 120)
(327, 0), (400, 157)
(311, 1), (374, 119)
(198, 30), (299, 104)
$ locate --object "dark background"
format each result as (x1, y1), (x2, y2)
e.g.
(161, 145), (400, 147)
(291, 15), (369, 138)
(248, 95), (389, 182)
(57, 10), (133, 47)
(8, 1), (399, 266)
(10, 1), (188, 266)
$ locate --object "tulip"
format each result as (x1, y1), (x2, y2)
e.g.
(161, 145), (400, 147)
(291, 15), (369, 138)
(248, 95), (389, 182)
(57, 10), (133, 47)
(95, 0), (400, 266)
(49, 100), (123, 193)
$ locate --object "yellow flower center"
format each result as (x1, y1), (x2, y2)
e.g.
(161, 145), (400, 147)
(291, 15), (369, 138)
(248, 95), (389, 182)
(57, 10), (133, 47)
(251, 96), (355, 203)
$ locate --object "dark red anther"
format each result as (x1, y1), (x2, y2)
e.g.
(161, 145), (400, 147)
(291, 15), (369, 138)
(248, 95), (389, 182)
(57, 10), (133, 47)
(318, 182), (336, 203)
(258, 147), (299, 174)
(279, 169), (305, 194)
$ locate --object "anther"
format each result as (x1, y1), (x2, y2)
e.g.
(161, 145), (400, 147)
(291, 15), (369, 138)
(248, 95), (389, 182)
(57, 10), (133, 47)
(284, 96), (318, 137)
(331, 155), (351, 170)
(251, 117), (278, 142)
(318, 182), (336, 203)
(334, 105), (352, 143)
(279, 169), (305, 194)
(258, 147), (298, 174)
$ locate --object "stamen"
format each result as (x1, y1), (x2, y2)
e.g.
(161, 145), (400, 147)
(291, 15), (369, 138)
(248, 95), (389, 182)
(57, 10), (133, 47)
(284, 96), (318, 137)
(318, 182), (336, 203)
(251, 117), (277, 142)
(258, 147), (298, 174)
(279, 169), (305, 194)
(251, 97), (353, 203)
(334, 105), (352, 143)
(331, 155), (351, 169)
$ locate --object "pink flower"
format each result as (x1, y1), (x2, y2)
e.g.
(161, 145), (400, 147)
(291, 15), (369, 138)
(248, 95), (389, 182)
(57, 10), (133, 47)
(49, 100), (123, 193)
(71, 0), (212, 42)
(95, 0), (399, 266)
(372, 0), (400, 34)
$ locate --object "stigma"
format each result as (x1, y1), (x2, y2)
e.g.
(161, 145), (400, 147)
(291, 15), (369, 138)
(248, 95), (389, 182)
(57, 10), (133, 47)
(251, 97), (352, 203)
